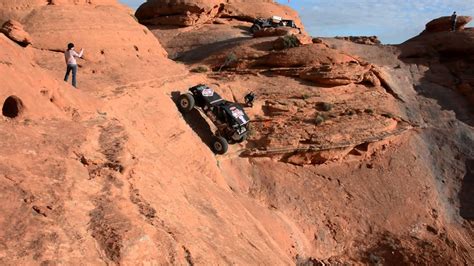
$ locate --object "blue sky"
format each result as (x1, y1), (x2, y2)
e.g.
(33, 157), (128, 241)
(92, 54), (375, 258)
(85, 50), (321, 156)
(120, 0), (473, 44)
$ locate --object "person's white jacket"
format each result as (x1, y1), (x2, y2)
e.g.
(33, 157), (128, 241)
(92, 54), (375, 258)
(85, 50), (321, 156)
(64, 48), (84, 65)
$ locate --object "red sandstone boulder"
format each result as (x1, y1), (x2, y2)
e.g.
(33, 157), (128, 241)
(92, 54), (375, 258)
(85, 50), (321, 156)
(0, 20), (32, 46)
(136, 0), (303, 30)
(135, 0), (222, 26)
(299, 62), (380, 87)
(424, 16), (472, 33)
(335, 36), (381, 45)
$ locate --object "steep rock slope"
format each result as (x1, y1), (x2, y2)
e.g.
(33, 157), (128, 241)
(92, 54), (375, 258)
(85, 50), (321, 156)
(0, 0), (126, 24)
(0, 0), (313, 264)
(141, 7), (474, 263)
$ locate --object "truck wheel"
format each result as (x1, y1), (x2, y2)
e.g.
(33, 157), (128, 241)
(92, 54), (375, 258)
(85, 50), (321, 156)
(250, 24), (261, 34)
(236, 134), (247, 143)
(178, 93), (195, 113)
(212, 136), (228, 155)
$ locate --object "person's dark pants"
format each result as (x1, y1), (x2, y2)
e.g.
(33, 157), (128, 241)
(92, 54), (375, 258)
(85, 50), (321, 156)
(64, 64), (78, 88)
(452, 22), (457, 31)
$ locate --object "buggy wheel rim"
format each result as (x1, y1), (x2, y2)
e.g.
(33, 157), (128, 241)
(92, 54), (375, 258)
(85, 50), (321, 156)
(180, 98), (189, 108)
(214, 142), (223, 151)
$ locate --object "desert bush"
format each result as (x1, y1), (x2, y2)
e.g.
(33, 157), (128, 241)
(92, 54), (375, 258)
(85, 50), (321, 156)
(316, 102), (333, 112)
(315, 114), (325, 125)
(282, 35), (300, 48)
(382, 112), (395, 119)
(364, 108), (374, 114)
(191, 66), (209, 73)
(219, 52), (238, 71)
(344, 109), (355, 116)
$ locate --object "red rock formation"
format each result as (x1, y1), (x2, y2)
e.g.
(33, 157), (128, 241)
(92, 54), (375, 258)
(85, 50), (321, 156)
(1, 20), (32, 46)
(0, 0), (126, 24)
(300, 62), (381, 87)
(1, 0), (473, 264)
(335, 36), (381, 45)
(424, 15), (472, 33)
(136, 0), (302, 28)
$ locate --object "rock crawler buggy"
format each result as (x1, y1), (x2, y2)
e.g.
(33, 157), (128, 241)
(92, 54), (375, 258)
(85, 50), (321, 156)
(250, 16), (300, 34)
(177, 85), (251, 155)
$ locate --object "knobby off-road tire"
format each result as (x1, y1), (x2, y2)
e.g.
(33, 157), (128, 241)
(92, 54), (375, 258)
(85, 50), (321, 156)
(212, 136), (228, 155)
(250, 24), (262, 34)
(178, 93), (195, 113)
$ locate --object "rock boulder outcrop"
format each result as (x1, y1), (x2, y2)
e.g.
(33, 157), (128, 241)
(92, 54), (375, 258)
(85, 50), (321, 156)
(335, 36), (381, 45)
(136, 0), (302, 29)
(300, 62), (381, 87)
(424, 15), (472, 33)
(0, 19), (32, 46)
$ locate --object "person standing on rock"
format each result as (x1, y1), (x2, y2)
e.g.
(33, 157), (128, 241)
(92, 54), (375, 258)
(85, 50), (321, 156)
(451, 12), (457, 32)
(64, 43), (84, 88)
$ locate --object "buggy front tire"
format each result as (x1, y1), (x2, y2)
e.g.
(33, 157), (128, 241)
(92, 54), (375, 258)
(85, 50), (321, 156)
(212, 136), (229, 155)
(178, 93), (195, 113)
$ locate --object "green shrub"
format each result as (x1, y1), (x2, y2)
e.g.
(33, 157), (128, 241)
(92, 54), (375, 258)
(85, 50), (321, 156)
(301, 94), (310, 100)
(382, 112), (395, 119)
(364, 108), (374, 114)
(315, 114), (325, 125)
(219, 52), (238, 72)
(282, 35), (300, 49)
(316, 102), (333, 112)
(345, 109), (355, 116)
(190, 66), (209, 73)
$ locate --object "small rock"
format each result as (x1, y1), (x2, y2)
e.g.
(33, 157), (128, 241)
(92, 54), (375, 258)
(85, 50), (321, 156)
(335, 36), (381, 45)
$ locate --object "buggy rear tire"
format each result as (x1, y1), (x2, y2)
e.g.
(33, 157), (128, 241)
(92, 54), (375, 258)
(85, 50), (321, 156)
(212, 136), (228, 155)
(178, 93), (195, 113)
(250, 24), (262, 34)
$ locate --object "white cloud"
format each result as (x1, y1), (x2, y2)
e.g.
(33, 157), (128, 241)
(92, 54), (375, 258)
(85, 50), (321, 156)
(120, 0), (474, 44)
(285, 0), (474, 43)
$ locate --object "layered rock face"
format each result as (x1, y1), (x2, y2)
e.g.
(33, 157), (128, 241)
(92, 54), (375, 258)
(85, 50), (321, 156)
(136, 0), (301, 27)
(401, 16), (474, 107)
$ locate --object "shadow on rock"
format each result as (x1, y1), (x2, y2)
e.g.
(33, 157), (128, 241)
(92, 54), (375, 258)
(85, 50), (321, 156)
(398, 31), (474, 126)
(413, 82), (474, 126)
(175, 37), (250, 63)
(460, 159), (474, 220)
(171, 91), (215, 151)
(232, 25), (252, 34)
